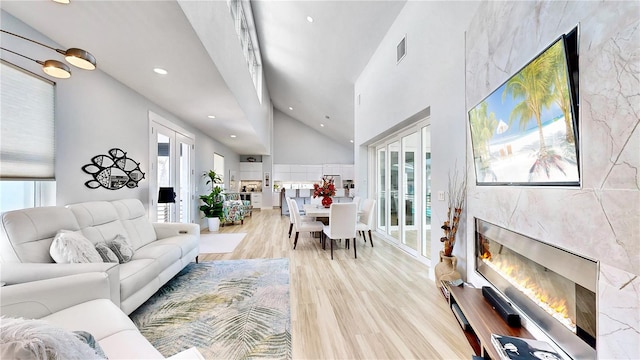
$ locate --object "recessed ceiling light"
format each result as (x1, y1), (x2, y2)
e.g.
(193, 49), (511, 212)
(288, 106), (293, 110)
(153, 68), (168, 75)
(350, 140), (354, 143)
(230, 134), (237, 138)
(320, 123), (325, 127)
(306, 16), (314, 23)
(52, 0), (70, 4)
(207, 115), (216, 119)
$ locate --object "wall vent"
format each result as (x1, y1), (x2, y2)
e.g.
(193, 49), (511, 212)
(397, 35), (407, 64)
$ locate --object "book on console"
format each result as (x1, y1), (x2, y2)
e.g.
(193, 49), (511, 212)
(491, 334), (562, 360)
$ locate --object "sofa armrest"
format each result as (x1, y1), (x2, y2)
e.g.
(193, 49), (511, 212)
(0, 272), (111, 320)
(152, 222), (200, 240)
(0, 262), (120, 307)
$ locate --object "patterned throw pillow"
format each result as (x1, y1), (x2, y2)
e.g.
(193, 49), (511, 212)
(106, 234), (134, 263)
(0, 317), (106, 359)
(49, 230), (102, 263)
(95, 242), (119, 263)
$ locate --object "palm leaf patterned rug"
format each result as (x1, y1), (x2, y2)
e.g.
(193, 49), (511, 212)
(129, 258), (291, 359)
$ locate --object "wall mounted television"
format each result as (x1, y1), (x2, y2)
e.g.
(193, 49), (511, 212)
(469, 27), (580, 186)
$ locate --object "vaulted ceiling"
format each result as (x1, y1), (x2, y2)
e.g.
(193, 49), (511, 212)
(1, 0), (406, 155)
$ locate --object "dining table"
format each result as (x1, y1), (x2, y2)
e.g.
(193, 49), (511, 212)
(303, 203), (362, 219)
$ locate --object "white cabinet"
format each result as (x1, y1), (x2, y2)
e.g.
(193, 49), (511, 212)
(240, 162), (262, 180)
(341, 165), (354, 180)
(251, 193), (262, 208)
(273, 163), (354, 183)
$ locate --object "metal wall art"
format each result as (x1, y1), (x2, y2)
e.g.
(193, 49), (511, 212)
(82, 148), (145, 190)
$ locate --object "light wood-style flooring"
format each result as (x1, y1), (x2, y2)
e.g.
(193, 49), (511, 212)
(199, 208), (473, 359)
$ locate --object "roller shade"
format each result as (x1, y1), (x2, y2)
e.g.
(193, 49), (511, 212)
(0, 61), (55, 179)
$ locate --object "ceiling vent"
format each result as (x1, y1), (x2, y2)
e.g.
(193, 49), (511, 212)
(397, 35), (407, 64)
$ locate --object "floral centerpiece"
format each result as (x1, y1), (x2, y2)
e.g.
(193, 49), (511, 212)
(440, 168), (467, 257)
(313, 176), (336, 208)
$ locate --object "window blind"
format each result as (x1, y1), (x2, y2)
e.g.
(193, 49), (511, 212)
(0, 60), (55, 179)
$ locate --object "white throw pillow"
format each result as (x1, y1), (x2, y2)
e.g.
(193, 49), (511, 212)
(0, 316), (106, 359)
(49, 230), (102, 264)
(106, 234), (134, 263)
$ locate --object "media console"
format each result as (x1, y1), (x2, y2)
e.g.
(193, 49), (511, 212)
(444, 283), (533, 359)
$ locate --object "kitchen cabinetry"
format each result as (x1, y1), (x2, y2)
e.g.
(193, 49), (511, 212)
(240, 162), (262, 180)
(251, 193), (262, 208)
(273, 163), (352, 183)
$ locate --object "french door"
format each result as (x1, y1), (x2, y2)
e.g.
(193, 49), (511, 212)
(374, 120), (431, 261)
(149, 112), (195, 223)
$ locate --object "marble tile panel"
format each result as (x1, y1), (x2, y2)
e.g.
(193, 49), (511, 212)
(598, 263), (640, 359)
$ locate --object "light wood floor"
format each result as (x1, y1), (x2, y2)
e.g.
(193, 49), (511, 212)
(199, 209), (473, 359)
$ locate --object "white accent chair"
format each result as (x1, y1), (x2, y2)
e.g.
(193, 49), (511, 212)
(322, 202), (357, 259)
(290, 200), (324, 250)
(356, 199), (376, 247)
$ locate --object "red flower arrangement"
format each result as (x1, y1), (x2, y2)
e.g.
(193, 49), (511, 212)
(312, 176), (336, 198)
(313, 176), (336, 207)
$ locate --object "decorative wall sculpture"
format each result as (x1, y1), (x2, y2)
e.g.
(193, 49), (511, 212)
(82, 148), (145, 190)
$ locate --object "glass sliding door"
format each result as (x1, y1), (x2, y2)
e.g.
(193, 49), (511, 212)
(388, 141), (400, 241)
(421, 125), (432, 259)
(402, 132), (418, 251)
(377, 146), (386, 232)
(370, 117), (431, 262)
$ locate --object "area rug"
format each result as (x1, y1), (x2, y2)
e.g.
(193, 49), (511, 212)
(129, 259), (291, 360)
(199, 233), (246, 254)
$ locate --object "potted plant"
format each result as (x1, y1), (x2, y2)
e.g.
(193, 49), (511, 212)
(199, 170), (224, 231)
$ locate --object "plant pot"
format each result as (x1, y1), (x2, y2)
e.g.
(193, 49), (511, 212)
(207, 217), (220, 232)
(322, 196), (333, 208)
(434, 250), (461, 285)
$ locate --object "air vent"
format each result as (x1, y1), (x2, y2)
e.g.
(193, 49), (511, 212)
(397, 35), (406, 63)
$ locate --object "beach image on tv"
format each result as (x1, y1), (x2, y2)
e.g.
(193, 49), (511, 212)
(469, 38), (579, 185)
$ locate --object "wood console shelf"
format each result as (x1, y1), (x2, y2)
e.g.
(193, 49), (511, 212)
(446, 284), (533, 359)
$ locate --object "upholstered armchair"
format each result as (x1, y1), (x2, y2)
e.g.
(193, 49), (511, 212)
(220, 193), (246, 226)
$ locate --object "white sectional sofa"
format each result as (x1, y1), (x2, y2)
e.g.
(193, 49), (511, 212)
(0, 271), (203, 359)
(0, 198), (199, 315)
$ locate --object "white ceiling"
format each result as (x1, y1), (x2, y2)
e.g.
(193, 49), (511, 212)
(1, 0), (406, 155)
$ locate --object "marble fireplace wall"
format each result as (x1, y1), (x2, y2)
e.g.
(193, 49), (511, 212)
(464, 1), (639, 359)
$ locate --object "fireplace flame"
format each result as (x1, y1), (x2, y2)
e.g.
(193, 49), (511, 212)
(483, 258), (576, 332)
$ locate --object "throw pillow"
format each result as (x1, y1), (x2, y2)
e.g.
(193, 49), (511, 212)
(95, 242), (119, 263)
(49, 230), (102, 264)
(106, 234), (134, 263)
(73, 330), (107, 359)
(0, 316), (106, 359)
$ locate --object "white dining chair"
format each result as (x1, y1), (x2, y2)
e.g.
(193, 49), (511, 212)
(356, 199), (376, 247)
(352, 196), (361, 211)
(322, 202), (357, 259)
(290, 200), (324, 250)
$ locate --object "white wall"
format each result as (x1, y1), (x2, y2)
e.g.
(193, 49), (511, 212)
(273, 109), (353, 164)
(354, 1), (480, 270)
(464, 2), (639, 358)
(1, 11), (240, 227)
(178, 0), (272, 154)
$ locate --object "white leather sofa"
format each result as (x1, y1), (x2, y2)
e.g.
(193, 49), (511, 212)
(0, 271), (203, 359)
(0, 198), (199, 315)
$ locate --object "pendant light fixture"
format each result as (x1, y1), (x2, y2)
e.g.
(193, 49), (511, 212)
(0, 29), (96, 78)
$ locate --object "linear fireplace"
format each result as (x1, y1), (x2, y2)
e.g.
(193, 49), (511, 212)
(474, 218), (598, 359)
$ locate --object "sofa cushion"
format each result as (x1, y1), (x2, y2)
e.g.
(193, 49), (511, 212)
(67, 201), (130, 246)
(117, 259), (159, 300)
(1, 206), (80, 263)
(112, 199), (157, 250)
(152, 235), (199, 259)
(49, 230), (103, 264)
(0, 316), (106, 359)
(41, 298), (163, 359)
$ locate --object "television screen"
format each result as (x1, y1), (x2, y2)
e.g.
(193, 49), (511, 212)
(469, 33), (580, 186)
